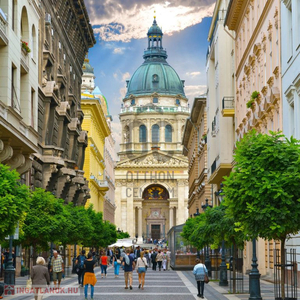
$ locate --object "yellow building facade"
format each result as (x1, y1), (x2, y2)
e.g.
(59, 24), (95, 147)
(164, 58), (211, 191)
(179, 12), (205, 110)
(81, 90), (110, 212)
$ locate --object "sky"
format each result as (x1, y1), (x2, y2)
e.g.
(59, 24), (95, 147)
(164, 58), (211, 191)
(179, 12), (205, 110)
(84, 0), (215, 150)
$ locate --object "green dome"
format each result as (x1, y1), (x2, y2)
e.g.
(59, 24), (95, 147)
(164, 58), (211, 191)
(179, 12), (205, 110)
(82, 57), (94, 74)
(125, 17), (185, 98)
(147, 18), (162, 35)
(126, 62), (185, 97)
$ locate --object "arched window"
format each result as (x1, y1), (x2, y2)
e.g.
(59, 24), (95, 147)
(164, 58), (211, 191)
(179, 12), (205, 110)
(31, 25), (36, 59)
(139, 125), (147, 142)
(165, 125), (172, 142)
(152, 124), (159, 143)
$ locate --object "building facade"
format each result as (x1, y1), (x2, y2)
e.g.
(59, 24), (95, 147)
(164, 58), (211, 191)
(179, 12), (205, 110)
(182, 96), (210, 217)
(115, 17), (189, 242)
(225, 0), (282, 276)
(0, 0), (39, 181)
(81, 57), (113, 217)
(32, 0), (95, 205)
(281, 0), (300, 256)
(206, 0), (235, 207)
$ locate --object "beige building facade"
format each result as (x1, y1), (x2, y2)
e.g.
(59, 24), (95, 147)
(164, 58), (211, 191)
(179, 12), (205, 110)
(225, 0), (282, 276)
(115, 17), (189, 242)
(206, 0), (235, 207)
(0, 0), (40, 181)
(182, 96), (210, 217)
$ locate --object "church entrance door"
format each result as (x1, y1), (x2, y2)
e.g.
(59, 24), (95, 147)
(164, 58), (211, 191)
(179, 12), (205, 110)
(151, 224), (161, 240)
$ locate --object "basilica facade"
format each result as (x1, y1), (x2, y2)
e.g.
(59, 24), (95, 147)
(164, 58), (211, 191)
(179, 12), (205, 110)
(115, 17), (189, 243)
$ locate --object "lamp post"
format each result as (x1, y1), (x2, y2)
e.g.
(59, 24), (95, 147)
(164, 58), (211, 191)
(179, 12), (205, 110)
(193, 208), (200, 217)
(202, 199), (212, 277)
(249, 239), (262, 300)
(216, 183), (228, 286)
(4, 235), (15, 295)
(72, 243), (77, 274)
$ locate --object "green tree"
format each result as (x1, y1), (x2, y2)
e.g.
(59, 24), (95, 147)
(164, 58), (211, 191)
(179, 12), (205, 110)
(182, 213), (211, 249)
(223, 130), (300, 297)
(20, 188), (67, 256)
(84, 206), (117, 248)
(117, 231), (130, 239)
(0, 164), (30, 241)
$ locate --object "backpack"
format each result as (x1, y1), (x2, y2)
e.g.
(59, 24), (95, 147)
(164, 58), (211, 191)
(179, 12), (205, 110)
(79, 255), (85, 269)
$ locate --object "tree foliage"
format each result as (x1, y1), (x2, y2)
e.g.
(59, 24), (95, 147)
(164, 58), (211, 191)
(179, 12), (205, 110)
(223, 130), (300, 242)
(0, 164), (30, 241)
(20, 188), (67, 250)
(117, 231), (130, 239)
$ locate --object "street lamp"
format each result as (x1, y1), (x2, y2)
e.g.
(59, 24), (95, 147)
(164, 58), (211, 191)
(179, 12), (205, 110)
(193, 208), (200, 217)
(201, 199), (212, 211)
(4, 235), (15, 295)
(215, 183), (228, 286)
(249, 239), (262, 300)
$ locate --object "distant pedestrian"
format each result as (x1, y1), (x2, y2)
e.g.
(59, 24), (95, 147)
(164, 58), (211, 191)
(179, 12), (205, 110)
(83, 252), (97, 300)
(49, 250), (64, 289)
(100, 251), (109, 278)
(162, 251), (167, 271)
(136, 251), (148, 290)
(31, 257), (50, 300)
(75, 250), (86, 287)
(146, 250), (151, 268)
(151, 250), (157, 271)
(123, 249), (135, 290)
(156, 250), (163, 271)
(166, 249), (171, 270)
(113, 249), (121, 278)
(193, 258), (208, 298)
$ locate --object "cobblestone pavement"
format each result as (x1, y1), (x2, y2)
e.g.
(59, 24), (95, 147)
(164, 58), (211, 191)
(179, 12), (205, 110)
(3, 266), (281, 300)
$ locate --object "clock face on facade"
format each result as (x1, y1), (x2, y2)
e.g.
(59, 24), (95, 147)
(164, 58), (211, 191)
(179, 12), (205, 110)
(153, 211), (159, 217)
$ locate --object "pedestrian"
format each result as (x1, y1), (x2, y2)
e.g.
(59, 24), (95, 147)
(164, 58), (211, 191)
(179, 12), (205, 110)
(134, 246), (141, 260)
(193, 258), (208, 298)
(166, 249), (171, 270)
(123, 249), (135, 290)
(49, 250), (64, 289)
(136, 251), (148, 290)
(112, 248), (121, 278)
(107, 248), (113, 264)
(151, 249), (157, 271)
(83, 252), (97, 300)
(31, 257), (50, 300)
(100, 251), (109, 278)
(75, 250), (86, 287)
(156, 250), (163, 271)
(146, 250), (151, 268)
(162, 251), (167, 271)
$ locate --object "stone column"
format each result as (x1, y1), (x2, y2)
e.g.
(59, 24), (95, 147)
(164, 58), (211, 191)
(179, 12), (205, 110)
(177, 180), (185, 225)
(169, 207), (174, 229)
(137, 206), (143, 244)
(126, 182), (134, 237)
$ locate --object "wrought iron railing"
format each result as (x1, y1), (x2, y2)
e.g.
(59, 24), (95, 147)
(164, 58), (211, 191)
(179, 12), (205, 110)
(222, 97), (235, 109)
(120, 106), (190, 114)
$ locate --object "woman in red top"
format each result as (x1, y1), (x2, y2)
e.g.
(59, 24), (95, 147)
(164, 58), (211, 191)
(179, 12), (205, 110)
(100, 251), (109, 278)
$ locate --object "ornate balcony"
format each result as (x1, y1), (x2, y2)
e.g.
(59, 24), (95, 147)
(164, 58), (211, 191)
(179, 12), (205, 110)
(90, 175), (109, 192)
(0, 8), (8, 46)
(221, 97), (235, 117)
(120, 105), (190, 114)
(20, 48), (29, 74)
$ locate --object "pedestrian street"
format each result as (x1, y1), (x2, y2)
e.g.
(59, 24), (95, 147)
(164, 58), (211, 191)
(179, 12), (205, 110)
(7, 266), (200, 300)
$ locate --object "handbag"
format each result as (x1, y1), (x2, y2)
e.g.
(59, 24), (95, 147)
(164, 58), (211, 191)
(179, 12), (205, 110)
(26, 278), (32, 289)
(117, 259), (121, 264)
(203, 265), (209, 284)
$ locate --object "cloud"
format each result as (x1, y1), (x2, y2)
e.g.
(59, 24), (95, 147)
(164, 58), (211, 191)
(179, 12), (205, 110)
(113, 47), (125, 54)
(186, 71), (201, 78)
(86, 1), (215, 42)
(113, 70), (131, 82)
(185, 85), (207, 103)
(111, 117), (122, 154)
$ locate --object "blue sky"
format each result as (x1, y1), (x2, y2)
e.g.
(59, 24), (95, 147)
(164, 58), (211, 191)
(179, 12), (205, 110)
(84, 0), (214, 146)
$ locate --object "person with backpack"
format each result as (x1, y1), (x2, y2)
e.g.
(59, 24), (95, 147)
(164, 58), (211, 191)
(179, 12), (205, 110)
(122, 249), (135, 290)
(75, 250), (86, 287)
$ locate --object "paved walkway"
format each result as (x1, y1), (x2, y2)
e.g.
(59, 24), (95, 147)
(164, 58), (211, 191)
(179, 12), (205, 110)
(2, 266), (278, 300)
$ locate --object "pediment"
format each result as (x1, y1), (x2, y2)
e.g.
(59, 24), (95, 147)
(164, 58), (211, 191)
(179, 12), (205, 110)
(116, 150), (188, 168)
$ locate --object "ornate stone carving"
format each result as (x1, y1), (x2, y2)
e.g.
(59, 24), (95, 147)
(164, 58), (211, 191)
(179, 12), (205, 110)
(6, 153), (25, 170)
(118, 153), (188, 168)
(17, 157), (33, 175)
(0, 144), (13, 162)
